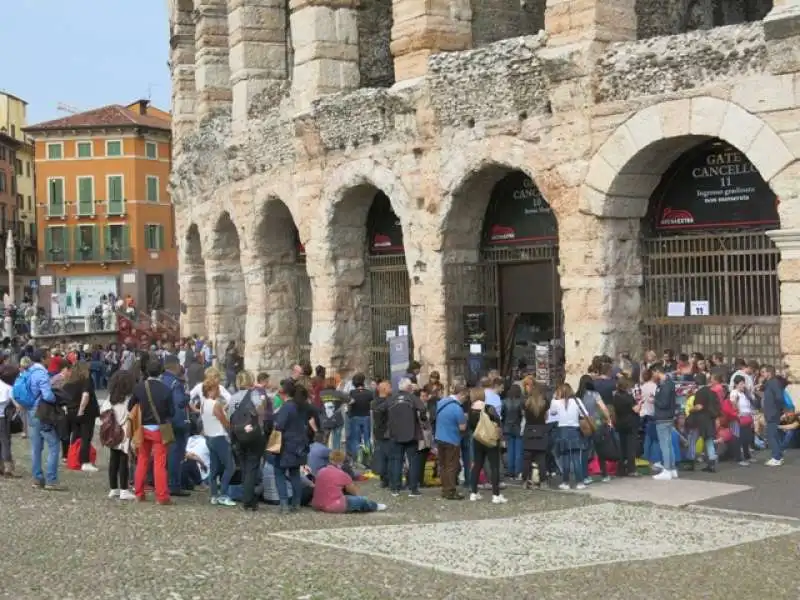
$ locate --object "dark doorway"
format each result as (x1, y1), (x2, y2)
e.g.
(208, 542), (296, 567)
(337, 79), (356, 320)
(146, 274), (165, 311)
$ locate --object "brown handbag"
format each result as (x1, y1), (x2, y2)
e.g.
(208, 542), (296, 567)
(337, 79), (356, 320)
(266, 429), (282, 454)
(144, 381), (175, 445)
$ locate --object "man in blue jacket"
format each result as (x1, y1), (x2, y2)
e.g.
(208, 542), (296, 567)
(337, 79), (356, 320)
(761, 365), (785, 466)
(162, 355), (191, 496)
(652, 364), (678, 481)
(26, 350), (64, 491)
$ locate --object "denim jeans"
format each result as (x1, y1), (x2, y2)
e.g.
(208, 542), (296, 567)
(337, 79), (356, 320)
(460, 434), (473, 488)
(28, 409), (60, 485)
(655, 421), (676, 470)
(372, 439), (391, 486)
(703, 438), (718, 462)
(559, 450), (583, 485)
(505, 434), (522, 477)
(390, 440), (420, 493)
(642, 417), (661, 463)
(347, 416), (371, 459)
(270, 454), (303, 509)
(206, 435), (235, 498)
(767, 422), (783, 460)
(345, 495), (378, 512)
(330, 426), (344, 451)
(168, 428), (188, 492)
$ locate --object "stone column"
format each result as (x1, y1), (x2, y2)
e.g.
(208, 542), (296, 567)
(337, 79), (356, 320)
(390, 0), (472, 81)
(195, 0), (233, 120)
(178, 264), (207, 338)
(769, 229), (800, 378)
(558, 212), (642, 384)
(289, 0), (360, 113)
(228, 0), (288, 127)
(544, 0), (636, 47)
(170, 1), (197, 144)
(764, 0), (800, 74)
(205, 257), (247, 353)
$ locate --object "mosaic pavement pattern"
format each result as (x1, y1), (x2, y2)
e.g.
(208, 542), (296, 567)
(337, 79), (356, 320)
(274, 502), (799, 579)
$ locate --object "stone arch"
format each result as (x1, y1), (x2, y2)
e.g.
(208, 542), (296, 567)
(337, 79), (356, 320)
(205, 210), (246, 352)
(314, 160), (414, 376)
(180, 223), (206, 337)
(439, 140), (563, 381)
(244, 195), (311, 375)
(581, 96), (794, 219)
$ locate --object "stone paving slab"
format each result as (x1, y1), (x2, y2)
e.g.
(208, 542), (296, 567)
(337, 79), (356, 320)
(273, 502), (798, 579)
(574, 476), (751, 506)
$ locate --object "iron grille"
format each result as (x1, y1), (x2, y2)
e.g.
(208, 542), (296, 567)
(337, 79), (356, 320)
(367, 253), (412, 380)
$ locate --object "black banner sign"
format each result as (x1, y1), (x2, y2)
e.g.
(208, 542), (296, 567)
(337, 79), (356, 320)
(482, 172), (557, 246)
(367, 192), (404, 254)
(651, 139), (778, 231)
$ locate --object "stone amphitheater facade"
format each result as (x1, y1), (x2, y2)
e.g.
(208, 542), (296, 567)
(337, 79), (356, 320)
(167, 0), (800, 383)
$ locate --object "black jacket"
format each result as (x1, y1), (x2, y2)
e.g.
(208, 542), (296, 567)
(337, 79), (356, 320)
(653, 377), (677, 421)
(371, 396), (392, 440)
(763, 377), (785, 424)
(129, 378), (175, 426)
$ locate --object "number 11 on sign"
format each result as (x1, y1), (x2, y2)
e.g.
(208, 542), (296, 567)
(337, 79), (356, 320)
(690, 300), (710, 316)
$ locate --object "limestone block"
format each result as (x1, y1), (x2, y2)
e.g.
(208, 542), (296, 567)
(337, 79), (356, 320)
(229, 42), (287, 77)
(689, 96), (728, 138)
(780, 314), (800, 355)
(731, 74), (796, 113)
(747, 126), (795, 182)
(656, 99), (691, 140)
(624, 104), (663, 153)
(291, 6), (357, 46)
(761, 108), (800, 133)
(718, 102), (765, 154)
(598, 123), (639, 171)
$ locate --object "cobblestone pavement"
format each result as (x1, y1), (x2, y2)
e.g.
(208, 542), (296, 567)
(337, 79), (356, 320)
(4, 435), (800, 600)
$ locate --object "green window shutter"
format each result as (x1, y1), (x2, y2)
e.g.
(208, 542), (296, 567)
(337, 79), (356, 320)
(145, 225), (153, 250)
(147, 177), (158, 202)
(92, 226), (99, 259)
(103, 225), (110, 260)
(78, 178), (93, 215)
(45, 227), (52, 257)
(158, 225), (165, 250)
(107, 141), (121, 157)
(146, 143), (157, 159)
(49, 179), (64, 216)
(122, 224), (129, 259)
(108, 176), (123, 215)
(74, 227), (81, 261)
(77, 142), (91, 158)
(48, 144), (61, 160)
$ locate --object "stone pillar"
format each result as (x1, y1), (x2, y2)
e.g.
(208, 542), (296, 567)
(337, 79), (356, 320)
(408, 252), (448, 379)
(544, 0), (636, 47)
(195, 0), (233, 119)
(558, 212), (642, 384)
(769, 229), (800, 378)
(390, 0), (472, 81)
(205, 257), (246, 351)
(170, 1), (197, 144)
(178, 266), (207, 338)
(764, 0), (800, 74)
(228, 0), (288, 127)
(241, 250), (302, 379)
(289, 0), (360, 113)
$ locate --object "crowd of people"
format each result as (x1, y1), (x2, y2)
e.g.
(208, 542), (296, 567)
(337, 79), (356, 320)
(0, 338), (794, 511)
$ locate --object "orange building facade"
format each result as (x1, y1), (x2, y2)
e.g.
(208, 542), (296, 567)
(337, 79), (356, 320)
(25, 101), (178, 317)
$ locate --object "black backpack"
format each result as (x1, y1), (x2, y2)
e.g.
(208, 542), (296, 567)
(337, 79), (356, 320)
(388, 393), (417, 444)
(230, 390), (261, 445)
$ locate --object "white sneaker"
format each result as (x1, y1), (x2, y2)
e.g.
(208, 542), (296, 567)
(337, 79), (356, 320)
(653, 470), (673, 481)
(652, 462), (664, 471)
(670, 469), (679, 479)
(469, 493), (481, 502)
(81, 463), (99, 473)
(558, 483), (570, 491)
(491, 494), (508, 504)
(108, 489), (120, 498)
(376, 503), (387, 512)
(217, 496), (237, 506)
(601, 476), (612, 483)
(765, 458), (784, 467)
(582, 477), (593, 485)
(119, 490), (136, 500)
(738, 460), (750, 467)
(575, 483), (587, 490)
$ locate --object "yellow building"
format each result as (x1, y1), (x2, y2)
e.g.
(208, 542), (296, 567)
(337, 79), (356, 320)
(0, 91), (36, 242)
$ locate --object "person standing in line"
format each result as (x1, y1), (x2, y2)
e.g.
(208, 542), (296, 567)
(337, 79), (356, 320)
(502, 383), (524, 480)
(347, 372), (374, 461)
(521, 378), (550, 490)
(468, 387), (507, 503)
(370, 381), (393, 488)
(27, 351), (65, 491)
(101, 370), (135, 500)
(387, 378), (426, 498)
(434, 379), (468, 500)
(128, 360), (174, 504)
(652, 364), (678, 481)
(162, 355), (191, 497)
(199, 374), (236, 507)
(761, 365), (786, 467)
(62, 361), (99, 472)
(228, 370), (265, 511)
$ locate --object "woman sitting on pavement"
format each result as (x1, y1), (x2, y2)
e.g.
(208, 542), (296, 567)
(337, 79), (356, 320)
(311, 449), (386, 513)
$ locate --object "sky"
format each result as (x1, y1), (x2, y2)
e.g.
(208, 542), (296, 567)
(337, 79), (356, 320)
(3, 1), (171, 125)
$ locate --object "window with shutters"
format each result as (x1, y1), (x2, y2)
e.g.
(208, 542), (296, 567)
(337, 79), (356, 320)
(77, 141), (93, 158)
(47, 178), (65, 217)
(77, 176), (94, 216)
(146, 176), (159, 202)
(145, 142), (158, 160)
(107, 175), (124, 215)
(144, 224), (164, 251)
(46, 143), (63, 160)
(104, 223), (130, 261)
(106, 140), (122, 157)
(74, 225), (99, 261)
(44, 226), (67, 263)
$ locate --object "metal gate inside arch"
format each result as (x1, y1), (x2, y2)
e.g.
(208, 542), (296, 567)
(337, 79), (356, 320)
(641, 139), (781, 366)
(367, 193), (412, 380)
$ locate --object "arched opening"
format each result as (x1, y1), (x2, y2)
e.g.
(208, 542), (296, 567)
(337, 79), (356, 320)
(635, 0), (773, 39)
(444, 167), (562, 385)
(206, 212), (246, 350)
(252, 199), (311, 370)
(181, 223), (206, 337)
(641, 137), (781, 365)
(328, 185), (410, 378)
(471, 0), (545, 46)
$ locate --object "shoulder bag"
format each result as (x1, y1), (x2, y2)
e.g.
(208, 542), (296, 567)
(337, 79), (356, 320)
(576, 397), (596, 437)
(144, 381), (175, 445)
(473, 409), (500, 447)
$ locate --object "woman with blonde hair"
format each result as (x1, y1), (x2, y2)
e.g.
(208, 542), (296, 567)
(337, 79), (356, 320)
(467, 387), (507, 504)
(189, 366), (231, 408)
(200, 372), (236, 506)
(522, 379), (550, 489)
(549, 382), (589, 490)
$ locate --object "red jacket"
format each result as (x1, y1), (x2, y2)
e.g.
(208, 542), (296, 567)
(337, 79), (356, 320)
(719, 397), (739, 425)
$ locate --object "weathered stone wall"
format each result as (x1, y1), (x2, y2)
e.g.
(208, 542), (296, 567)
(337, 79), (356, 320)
(636, 0), (773, 39)
(358, 0), (395, 87)
(470, 0), (545, 47)
(169, 0), (800, 382)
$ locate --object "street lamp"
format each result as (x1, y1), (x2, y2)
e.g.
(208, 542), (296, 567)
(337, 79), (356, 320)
(4, 230), (14, 338)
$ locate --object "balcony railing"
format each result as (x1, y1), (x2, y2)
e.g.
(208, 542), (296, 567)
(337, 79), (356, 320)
(102, 246), (133, 262)
(72, 246), (100, 262)
(40, 248), (69, 264)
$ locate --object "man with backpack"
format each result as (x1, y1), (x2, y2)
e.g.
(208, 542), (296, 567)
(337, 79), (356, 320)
(162, 355), (190, 497)
(386, 378), (427, 497)
(228, 371), (264, 511)
(20, 351), (65, 491)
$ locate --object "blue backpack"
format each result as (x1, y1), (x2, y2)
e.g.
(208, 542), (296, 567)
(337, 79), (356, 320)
(13, 370), (35, 410)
